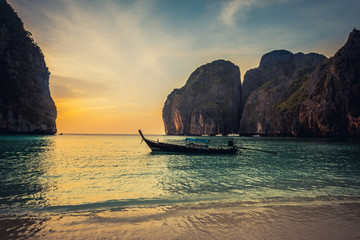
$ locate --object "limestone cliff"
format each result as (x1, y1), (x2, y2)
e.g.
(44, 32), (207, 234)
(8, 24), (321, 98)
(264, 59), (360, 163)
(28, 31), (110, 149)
(162, 30), (359, 138)
(163, 60), (241, 135)
(0, 0), (57, 134)
(240, 50), (327, 136)
(240, 29), (360, 137)
(299, 29), (360, 137)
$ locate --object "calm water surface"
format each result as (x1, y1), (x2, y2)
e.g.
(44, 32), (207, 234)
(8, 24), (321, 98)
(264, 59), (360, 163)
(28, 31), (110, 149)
(0, 135), (360, 239)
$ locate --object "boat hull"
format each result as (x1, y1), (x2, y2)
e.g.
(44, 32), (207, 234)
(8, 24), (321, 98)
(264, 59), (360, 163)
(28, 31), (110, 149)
(139, 130), (238, 155)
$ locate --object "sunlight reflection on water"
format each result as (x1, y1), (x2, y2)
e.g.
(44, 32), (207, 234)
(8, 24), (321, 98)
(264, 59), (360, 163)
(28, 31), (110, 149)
(1, 135), (360, 239)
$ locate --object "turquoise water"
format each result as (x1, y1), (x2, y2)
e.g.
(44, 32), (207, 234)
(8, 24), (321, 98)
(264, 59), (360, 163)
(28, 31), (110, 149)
(1, 135), (360, 239)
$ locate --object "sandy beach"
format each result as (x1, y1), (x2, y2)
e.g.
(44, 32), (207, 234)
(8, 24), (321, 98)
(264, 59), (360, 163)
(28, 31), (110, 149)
(2, 199), (360, 239)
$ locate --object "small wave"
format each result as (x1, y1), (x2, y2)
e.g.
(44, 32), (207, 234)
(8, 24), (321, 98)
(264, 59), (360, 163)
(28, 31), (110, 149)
(11, 194), (356, 217)
(38, 198), (207, 214)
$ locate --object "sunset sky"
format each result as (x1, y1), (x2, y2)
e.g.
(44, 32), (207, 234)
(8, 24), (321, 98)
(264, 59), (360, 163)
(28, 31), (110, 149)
(8, 0), (360, 134)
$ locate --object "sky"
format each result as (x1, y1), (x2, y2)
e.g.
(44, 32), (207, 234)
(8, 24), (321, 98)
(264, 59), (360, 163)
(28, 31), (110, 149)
(8, 0), (360, 134)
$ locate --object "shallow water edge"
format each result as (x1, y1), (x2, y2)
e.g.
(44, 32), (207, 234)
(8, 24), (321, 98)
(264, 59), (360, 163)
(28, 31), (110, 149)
(1, 198), (360, 240)
(1, 135), (360, 239)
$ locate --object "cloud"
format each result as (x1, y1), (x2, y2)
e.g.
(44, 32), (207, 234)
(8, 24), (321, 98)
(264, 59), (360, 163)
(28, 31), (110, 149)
(8, 0), (359, 134)
(219, 0), (293, 26)
(8, 0), (195, 133)
(11, 0), (194, 104)
(220, 0), (256, 25)
(50, 75), (113, 99)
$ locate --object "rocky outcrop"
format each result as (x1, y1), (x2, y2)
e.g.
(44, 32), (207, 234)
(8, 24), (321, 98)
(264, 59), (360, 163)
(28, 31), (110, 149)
(162, 29), (359, 138)
(298, 29), (360, 137)
(239, 50), (327, 136)
(240, 29), (360, 137)
(163, 60), (241, 135)
(0, 0), (57, 134)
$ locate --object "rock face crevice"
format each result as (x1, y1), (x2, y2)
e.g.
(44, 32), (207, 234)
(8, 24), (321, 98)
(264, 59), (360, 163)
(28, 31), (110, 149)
(163, 60), (241, 135)
(0, 0), (57, 134)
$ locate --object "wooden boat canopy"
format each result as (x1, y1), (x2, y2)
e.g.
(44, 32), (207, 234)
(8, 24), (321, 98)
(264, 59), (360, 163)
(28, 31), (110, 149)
(185, 138), (210, 143)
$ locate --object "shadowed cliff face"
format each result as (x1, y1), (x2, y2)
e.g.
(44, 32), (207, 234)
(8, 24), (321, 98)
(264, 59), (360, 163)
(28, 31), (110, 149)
(0, 0), (57, 134)
(239, 29), (360, 137)
(299, 29), (360, 137)
(162, 30), (358, 138)
(163, 60), (241, 135)
(240, 50), (327, 136)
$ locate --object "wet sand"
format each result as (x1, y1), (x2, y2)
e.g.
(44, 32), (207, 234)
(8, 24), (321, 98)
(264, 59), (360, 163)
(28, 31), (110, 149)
(2, 200), (360, 240)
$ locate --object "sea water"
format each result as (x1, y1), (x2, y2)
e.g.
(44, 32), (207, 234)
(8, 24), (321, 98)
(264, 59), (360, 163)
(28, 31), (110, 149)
(0, 134), (360, 239)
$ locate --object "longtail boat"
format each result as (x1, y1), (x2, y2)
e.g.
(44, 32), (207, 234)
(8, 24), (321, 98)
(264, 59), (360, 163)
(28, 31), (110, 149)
(139, 130), (238, 154)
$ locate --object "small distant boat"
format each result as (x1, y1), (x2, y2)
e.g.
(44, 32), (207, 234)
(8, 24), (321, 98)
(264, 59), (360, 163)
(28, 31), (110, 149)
(139, 130), (238, 154)
(202, 123), (209, 136)
(227, 133), (239, 137)
(215, 125), (222, 136)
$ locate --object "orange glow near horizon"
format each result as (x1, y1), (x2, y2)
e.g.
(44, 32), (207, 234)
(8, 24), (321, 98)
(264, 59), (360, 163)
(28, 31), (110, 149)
(8, 0), (351, 134)
(53, 95), (165, 135)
